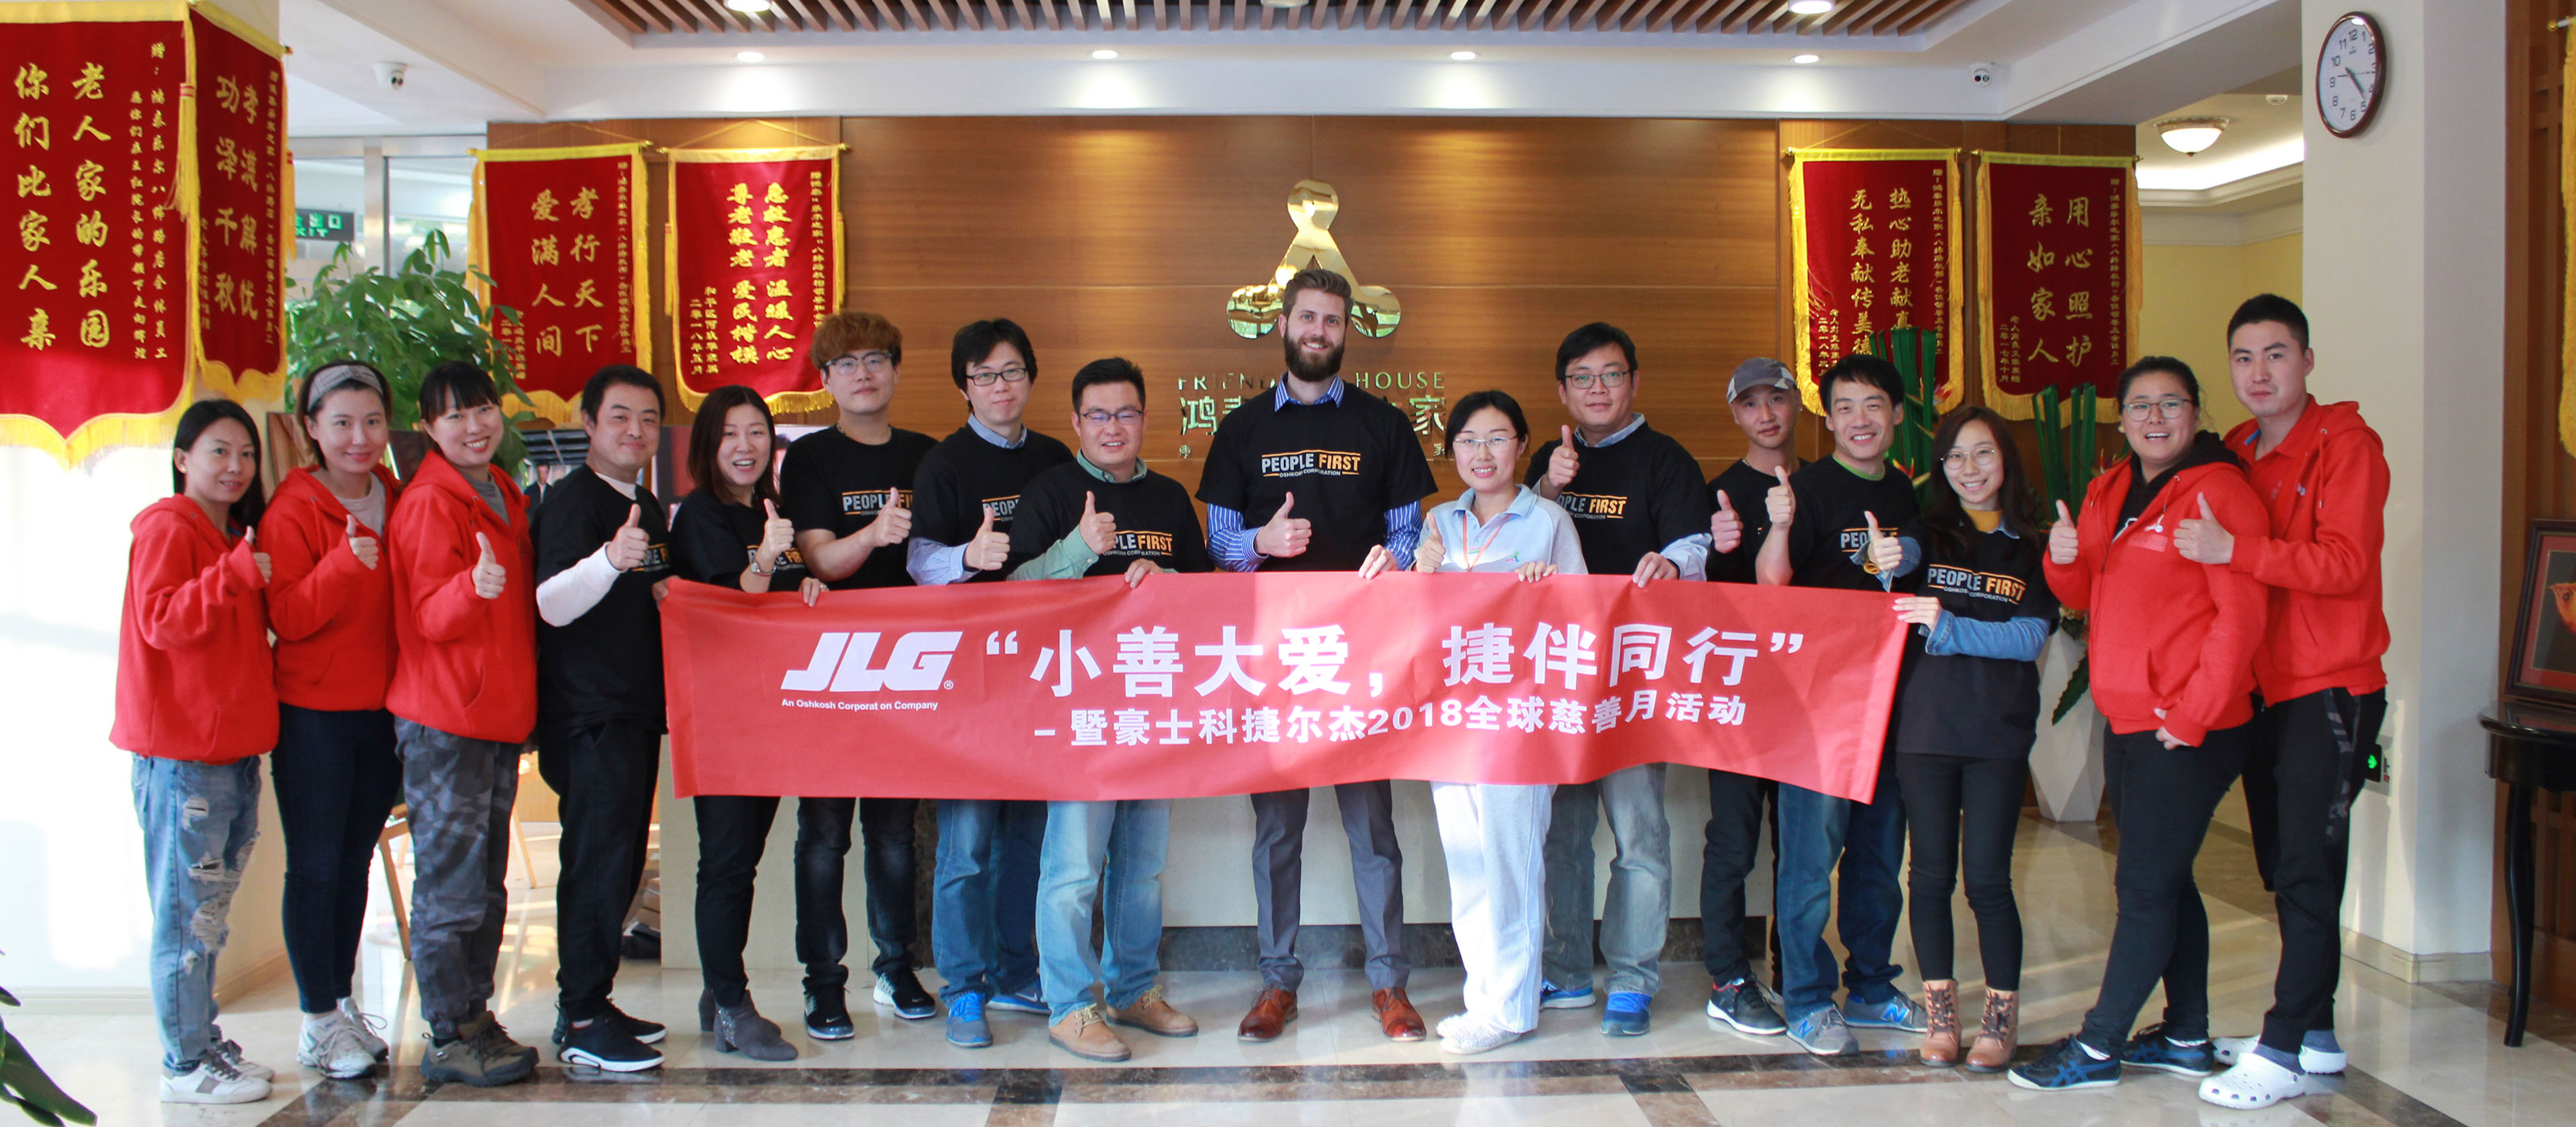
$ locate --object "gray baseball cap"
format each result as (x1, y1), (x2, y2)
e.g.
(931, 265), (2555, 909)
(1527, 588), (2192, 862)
(1727, 357), (1796, 402)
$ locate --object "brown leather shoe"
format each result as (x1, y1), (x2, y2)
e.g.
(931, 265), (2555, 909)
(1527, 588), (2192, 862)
(1048, 1005), (1132, 1062)
(1236, 987), (1297, 1042)
(1964, 990), (2018, 1073)
(1918, 981), (1959, 1068)
(1372, 988), (1426, 1042)
(1108, 985), (1199, 1038)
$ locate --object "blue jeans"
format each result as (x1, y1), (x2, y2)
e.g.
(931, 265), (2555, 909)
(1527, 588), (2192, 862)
(1774, 759), (1905, 1020)
(1036, 799), (1170, 1022)
(1542, 763), (1672, 997)
(930, 799), (1045, 1002)
(133, 754), (262, 1073)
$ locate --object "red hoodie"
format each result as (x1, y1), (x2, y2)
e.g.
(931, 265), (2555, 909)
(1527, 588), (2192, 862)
(262, 465), (402, 712)
(112, 497), (277, 762)
(2222, 397), (2390, 701)
(386, 453), (537, 744)
(2043, 445), (2269, 745)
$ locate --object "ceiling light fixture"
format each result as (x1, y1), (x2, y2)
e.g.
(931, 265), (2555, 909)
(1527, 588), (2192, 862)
(1450, 50), (1477, 60)
(1092, 48), (1120, 60)
(2156, 116), (2229, 155)
(1792, 54), (1820, 64)
(1788, 1), (1834, 14)
(736, 50), (765, 62)
(1261, 0), (1310, 8)
(724, 0), (774, 13)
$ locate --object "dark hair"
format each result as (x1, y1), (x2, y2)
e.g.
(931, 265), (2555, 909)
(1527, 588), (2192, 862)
(951, 319), (1038, 391)
(2116, 356), (2201, 405)
(580, 365), (664, 421)
(172, 398), (266, 530)
(1920, 406), (2040, 562)
(811, 309), (902, 369)
(1554, 322), (1637, 380)
(685, 385), (780, 510)
(1821, 353), (1905, 408)
(295, 359), (390, 460)
(2227, 293), (2310, 352)
(1070, 357), (1146, 407)
(1279, 266), (1352, 317)
(417, 361), (501, 421)
(1443, 390), (1529, 446)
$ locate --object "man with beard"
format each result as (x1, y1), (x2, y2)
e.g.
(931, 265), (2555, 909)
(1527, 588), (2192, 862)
(1197, 266), (1438, 1046)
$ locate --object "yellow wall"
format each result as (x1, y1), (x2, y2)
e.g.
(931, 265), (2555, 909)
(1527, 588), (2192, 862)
(2139, 231), (2303, 436)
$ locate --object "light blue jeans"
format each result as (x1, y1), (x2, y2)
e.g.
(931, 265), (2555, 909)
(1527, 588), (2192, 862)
(1035, 799), (1170, 1022)
(1774, 763), (1907, 1021)
(931, 798), (1045, 1002)
(1542, 763), (1672, 997)
(133, 754), (262, 1073)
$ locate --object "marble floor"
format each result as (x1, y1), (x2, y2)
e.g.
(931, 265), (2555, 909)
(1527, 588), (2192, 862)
(15, 803), (2576, 1127)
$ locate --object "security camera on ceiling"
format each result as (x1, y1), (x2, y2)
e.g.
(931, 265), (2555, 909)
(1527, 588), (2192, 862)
(1969, 63), (1996, 86)
(374, 61), (408, 91)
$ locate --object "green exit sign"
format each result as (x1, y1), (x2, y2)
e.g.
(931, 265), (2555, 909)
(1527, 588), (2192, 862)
(295, 208), (353, 242)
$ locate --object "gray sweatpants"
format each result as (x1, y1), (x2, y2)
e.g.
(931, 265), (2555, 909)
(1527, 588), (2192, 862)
(1249, 782), (1408, 992)
(394, 719), (523, 1039)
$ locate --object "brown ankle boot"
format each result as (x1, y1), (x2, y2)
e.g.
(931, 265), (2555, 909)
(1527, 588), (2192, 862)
(1965, 991), (2018, 1073)
(1918, 982), (1960, 1067)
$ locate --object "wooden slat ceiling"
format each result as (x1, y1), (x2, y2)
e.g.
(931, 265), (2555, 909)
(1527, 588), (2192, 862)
(581, 0), (1967, 35)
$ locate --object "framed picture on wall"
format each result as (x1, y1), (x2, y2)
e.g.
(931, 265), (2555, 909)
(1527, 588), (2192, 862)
(2508, 519), (2576, 706)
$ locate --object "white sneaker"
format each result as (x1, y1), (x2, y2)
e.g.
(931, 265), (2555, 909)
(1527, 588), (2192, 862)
(341, 998), (390, 1059)
(161, 1056), (271, 1104)
(1439, 1014), (1528, 1055)
(1435, 1012), (1471, 1039)
(207, 1028), (273, 1081)
(299, 1010), (379, 1080)
(2212, 1034), (2346, 1075)
(2199, 1054), (2306, 1110)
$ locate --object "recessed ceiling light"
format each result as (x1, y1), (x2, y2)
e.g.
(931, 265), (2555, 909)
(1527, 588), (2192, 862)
(1450, 50), (1478, 61)
(1788, 0), (1834, 14)
(736, 50), (765, 63)
(1792, 54), (1820, 64)
(724, 0), (774, 13)
(1092, 48), (1119, 60)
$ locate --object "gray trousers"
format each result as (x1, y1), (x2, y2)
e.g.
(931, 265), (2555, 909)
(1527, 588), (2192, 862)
(1249, 783), (1408, 991)
(394, 720), (523, 1039)
(1542, 762), (1672, 997)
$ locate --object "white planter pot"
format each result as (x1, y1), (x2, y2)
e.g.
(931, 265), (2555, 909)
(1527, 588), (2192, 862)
(2029, 630), (2105, 823)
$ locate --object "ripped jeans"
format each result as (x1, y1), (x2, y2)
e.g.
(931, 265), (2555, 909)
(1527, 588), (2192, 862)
(133, 754), (261, 1073)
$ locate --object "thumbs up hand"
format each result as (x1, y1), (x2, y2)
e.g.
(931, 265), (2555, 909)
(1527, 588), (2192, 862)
(1254, 493), (1311, 559)
(861, 487), (911, 549)
(345, 514), (380, 571)
(964, 502), (1010, 572)
(606, 503), (650, 571)
(2174, 493), (2235, 565)
(472, 532), (507, 600)
(1544, 425), (1580, 493)
(1710, 490), (1744, 555)
(2049, 500), (2081, 567)
(1864, 510), (1901, 576)
(758, 499), (796, 568)
(1765, 466), (1797, 528)
(247, 526), (271, 585)
(1077, 491), (1117, 555)
(1414, 517), (1445, 572)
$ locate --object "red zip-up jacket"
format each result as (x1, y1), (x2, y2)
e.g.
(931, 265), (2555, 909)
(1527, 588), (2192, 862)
(2043, 446), (2269, 745)
(262, 466), (402, 712)
(386, 453), (537, 744)
(111, 497), (277, 763)
(2222, 397), (2391, 702)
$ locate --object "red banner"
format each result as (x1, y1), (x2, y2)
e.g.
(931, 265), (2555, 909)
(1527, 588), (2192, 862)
(188, 8), (285, 399)
(470, 142), (647, 424)
(666, 147), (841, 415)
(0, 10), (188, 464)
(663, 573), (1906, 804)
(1979, 153), (2139, 420)
(1788, 148), (1964, 415)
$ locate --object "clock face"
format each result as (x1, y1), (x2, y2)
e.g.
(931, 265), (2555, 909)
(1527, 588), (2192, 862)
(2316, 12), (2384, 138)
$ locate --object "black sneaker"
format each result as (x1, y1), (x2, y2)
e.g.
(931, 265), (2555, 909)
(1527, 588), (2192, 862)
(554, 1001), (668, 1046)
(1705, 978), (1788, 1036)
(2120, 1022), (2218, 1077)
(557, 1017), (664, 1072)
(873, 968), (936, 1021)
(805, 987), (857, 1041)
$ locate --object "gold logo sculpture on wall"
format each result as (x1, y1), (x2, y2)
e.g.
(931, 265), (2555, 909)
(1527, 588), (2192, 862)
(1227, 180), (1402, 339)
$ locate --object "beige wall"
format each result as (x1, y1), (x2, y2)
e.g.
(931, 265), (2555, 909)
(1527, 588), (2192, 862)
(2140, 232), (2305, 436)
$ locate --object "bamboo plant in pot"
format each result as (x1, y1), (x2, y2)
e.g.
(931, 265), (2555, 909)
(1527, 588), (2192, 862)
(2029, 384), (2112, 821)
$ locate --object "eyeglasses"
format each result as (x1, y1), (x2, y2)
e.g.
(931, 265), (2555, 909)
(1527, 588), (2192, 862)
(1451, 435), (1517, 453)
(2121, 397), (2194, 421)
(1078, 408), (1146, 427)
(1940, 446), (2002, 470)
(965, 366), (1030, 387)
(1563, 370), (1632, 390)
(824, 352), (895, 377)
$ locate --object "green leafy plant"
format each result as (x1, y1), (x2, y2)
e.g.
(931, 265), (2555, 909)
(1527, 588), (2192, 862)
(286, 229), (535, 475)
(1864, 327), (1941, 502)
(0, 982), (94, 1125)
(2031, 384), (2112, 723)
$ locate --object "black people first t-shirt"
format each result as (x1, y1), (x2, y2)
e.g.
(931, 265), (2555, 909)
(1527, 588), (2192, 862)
(1521, 423), (1712, 576)
(778, 426), (937, 591)
(532, 465), (674, 731)
(1887, 518), (2060, 758)
(1707, 458), (1803, 585)
(1010, 462), (1214, 578)
(1195, 385), (1437, 573)
(667, 489), (811, 591)
(910, 426), (1075, 584)
(1782, 456), (1921, 592)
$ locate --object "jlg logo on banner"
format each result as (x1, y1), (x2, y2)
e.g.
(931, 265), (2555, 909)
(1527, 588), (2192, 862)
(782, 632), (965, 692)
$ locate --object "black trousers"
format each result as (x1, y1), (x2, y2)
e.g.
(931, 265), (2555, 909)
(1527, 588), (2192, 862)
(694, 794), (781, 1008)
(1894, 752), (2027, 989)
(538, 717), (662, 1022)
(2078, 723), (2251, 1051)
(794, 795), (919, 992)
(2247, 687), (2386, 1053)
(271, 704), (404, 1014)
(1699, 767), (1774, 986)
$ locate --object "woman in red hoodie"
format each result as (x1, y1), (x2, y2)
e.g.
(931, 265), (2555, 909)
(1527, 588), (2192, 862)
(259, 361), (403, 1080)
(116, 398), (277, 1105)
(2011, 357), (2268, 1095)
(385, 361), (541, 1088)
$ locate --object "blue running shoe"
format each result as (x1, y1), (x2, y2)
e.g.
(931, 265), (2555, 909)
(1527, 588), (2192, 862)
(988, 989), (1049, 1015)
(1786, 1006), (1859, 1056)
(1539, 980), (1596, 1010)
(1601, 992), (1652, 1037)
(2010, 1036), (2123, 1092)
(945, 993), (992, 1049)
(2120, 1023), (2217, 1077)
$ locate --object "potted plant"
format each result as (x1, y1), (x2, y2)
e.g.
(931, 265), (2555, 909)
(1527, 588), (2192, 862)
(2028, 385), (2111, 821)
(1, 975), (93, 1125)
